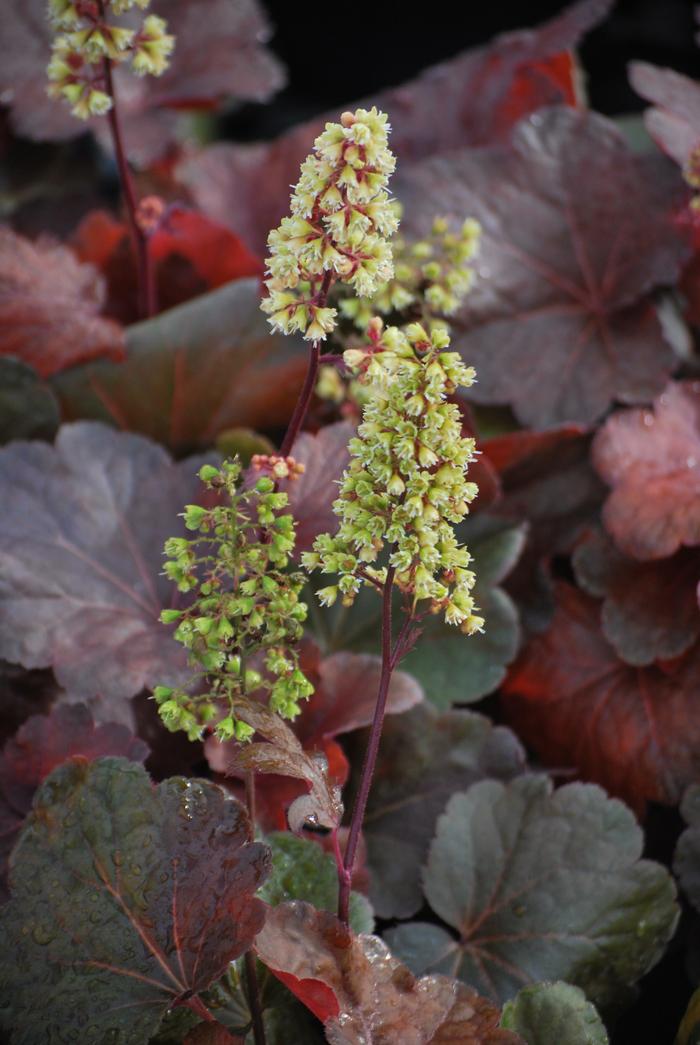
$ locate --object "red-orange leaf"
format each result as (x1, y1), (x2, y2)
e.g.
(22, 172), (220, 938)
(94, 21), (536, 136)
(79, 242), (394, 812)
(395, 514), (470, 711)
(502, 581), (700, 811)
(0, 228), (124, 378)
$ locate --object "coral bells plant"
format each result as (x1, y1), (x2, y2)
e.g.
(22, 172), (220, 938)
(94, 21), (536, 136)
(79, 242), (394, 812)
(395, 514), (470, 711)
(155, 458), (313, 743)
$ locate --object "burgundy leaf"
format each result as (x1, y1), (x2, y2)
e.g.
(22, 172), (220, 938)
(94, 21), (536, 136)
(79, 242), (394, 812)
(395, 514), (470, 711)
(592, 381), (700, 560)
(629, 61), (700, 169)
(573, 529), (700, 665)
(0, 758), (270, 1042)
(177, 0), (612, 254)
(254, 901), (522, 1043)
(280, 422), (354, 556)
(0, 422), (214, 717)
(502, 581), (700, 811)
(0, 227), (124, 378)
(397, 107), (687, 427)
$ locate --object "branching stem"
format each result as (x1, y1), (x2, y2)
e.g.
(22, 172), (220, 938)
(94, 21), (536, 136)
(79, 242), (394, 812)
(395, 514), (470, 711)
(279, 270), (333, 455)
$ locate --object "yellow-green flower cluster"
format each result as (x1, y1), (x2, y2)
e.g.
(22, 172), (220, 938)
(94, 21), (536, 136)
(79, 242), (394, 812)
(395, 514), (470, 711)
(302, 320), (484, 634)
(47, 1), (174, 120)
(261, 108), (398, 342)
(339, 214), (481, 332)
(155, 459), (313, 743)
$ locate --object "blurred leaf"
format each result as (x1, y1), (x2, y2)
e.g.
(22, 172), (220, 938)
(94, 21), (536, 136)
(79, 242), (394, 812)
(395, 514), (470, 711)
(500, 982), (609, 1044)
(502, 582), (700, 811)
(677, 986), (700, 1045)
(397, 108), (688, 428)
(592, 382), (700, 560)
(362, 703), (526, 919)
(260, 832), (373, 933)
(386, 776), (678, 1009)
(675, 785), (700, 915)
(0, 358), (59, 444)
(0, 758), (270, 1043)
(629, 62), (700, 170)
(53, 280), (307, 455)
(0, 227), (124, 378)
(573, 529), (700, 665)
(0, 422), (213, 718)
(254, 901), (523, 1042)
(281, 422), (353, 557)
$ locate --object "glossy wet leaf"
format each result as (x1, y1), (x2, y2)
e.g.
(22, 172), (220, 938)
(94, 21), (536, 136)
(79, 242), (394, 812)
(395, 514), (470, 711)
(0, 359), (59, 445)
(397, 107), (687, 428)
(254, 901), (523, 1043)
(260, 832), (373, 934)
(592, 382), (700, 560)
(502, 583), (700, 810)
(0, 422), (213, 716)
(0, 227), (124, 378)
(0, 703), (148, 899)
(573, 529), (700, 665)
(500, 982), (609, 1044)
(53, 280), (307, 455)
(0, 758), (270, 1044)
(387, 776), (678, 1010)
(361, 703), (526, 919)
(178, 0), (611, 253)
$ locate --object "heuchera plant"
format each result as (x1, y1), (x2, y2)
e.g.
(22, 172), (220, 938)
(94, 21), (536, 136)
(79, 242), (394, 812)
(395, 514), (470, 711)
(4, 1), (700, 1042)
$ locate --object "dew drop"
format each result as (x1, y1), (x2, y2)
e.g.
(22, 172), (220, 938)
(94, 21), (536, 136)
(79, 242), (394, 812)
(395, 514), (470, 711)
(32, 924), (54, 946)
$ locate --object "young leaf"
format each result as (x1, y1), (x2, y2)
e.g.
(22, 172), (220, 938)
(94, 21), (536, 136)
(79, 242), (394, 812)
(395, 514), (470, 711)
(280, 422), (354, 556)
(0, 422), (215, 716)
(397, 108), (687, 428)
(0, 0), (284, 165)
(592, 382), (700, 560)
(0, 227), (124, 378)
(0, 758), (270, 1044)
(387, 776), (678, 1010)
(72, 208), (262, 325)
(254, 900), (523, 1043)
(674, 785), (700, 915)
(53, 281), (308, 454)
(260, 832), (373, 934)
(500, 982), (609, 1045)
(361, 703), (526, 919)
(573, 529), (700, 665)
(178, 0), (612, 253)
(0, 703), (148, 899)
(502, 582), (700, 810)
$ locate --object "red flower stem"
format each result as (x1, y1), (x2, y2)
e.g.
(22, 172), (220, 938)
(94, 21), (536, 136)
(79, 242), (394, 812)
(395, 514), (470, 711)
(244, 951), (268, 1045)
(97, 5), (156, 319)
(279, 270), (333, 456)
(337, 566), (402, 925)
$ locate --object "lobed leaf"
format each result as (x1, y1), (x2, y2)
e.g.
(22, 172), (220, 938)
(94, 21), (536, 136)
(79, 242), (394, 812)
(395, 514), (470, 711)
(387, 776), (678, 1010)
(573, 529), (700, 665)
(502, 583), (700, 810)
(254, 900), (523, 1043)
(361, 703), (526, 919)
(397, 107), (687, 428)
(592, 381), (700, 561)
(177, 0), (613, 253)
(0, 227), (124, 378)
(53, 280), (308, 454)
(0, 422), (214, 717)
(500, 982), (609, 1044)
(0, 757), (270, 1044)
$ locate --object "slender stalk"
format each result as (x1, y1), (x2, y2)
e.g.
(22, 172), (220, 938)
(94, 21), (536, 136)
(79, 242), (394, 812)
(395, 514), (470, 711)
(244, 951), (268, 1045)
(337, 567), (398, 925)
(97, 2), (156, 318)
(279, 270), (333, 456)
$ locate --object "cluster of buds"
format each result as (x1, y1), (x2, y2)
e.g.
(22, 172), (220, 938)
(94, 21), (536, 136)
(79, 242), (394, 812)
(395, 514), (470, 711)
(303, 320), (484, 634)
(47, 0), (174, 120)
(155, 459), (313, 743)
(338, 214), (481, 332)
(261, 107), (398, 342)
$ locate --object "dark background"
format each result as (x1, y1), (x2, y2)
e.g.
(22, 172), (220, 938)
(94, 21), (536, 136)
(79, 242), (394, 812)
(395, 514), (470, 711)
(225, 0), (699, 139)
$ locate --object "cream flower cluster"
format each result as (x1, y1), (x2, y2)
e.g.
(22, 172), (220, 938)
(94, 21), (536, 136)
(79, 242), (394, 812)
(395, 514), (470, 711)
(303, 320), (484, 634)
(261, 107), (398, 342)
(47, 0), (174, 120)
